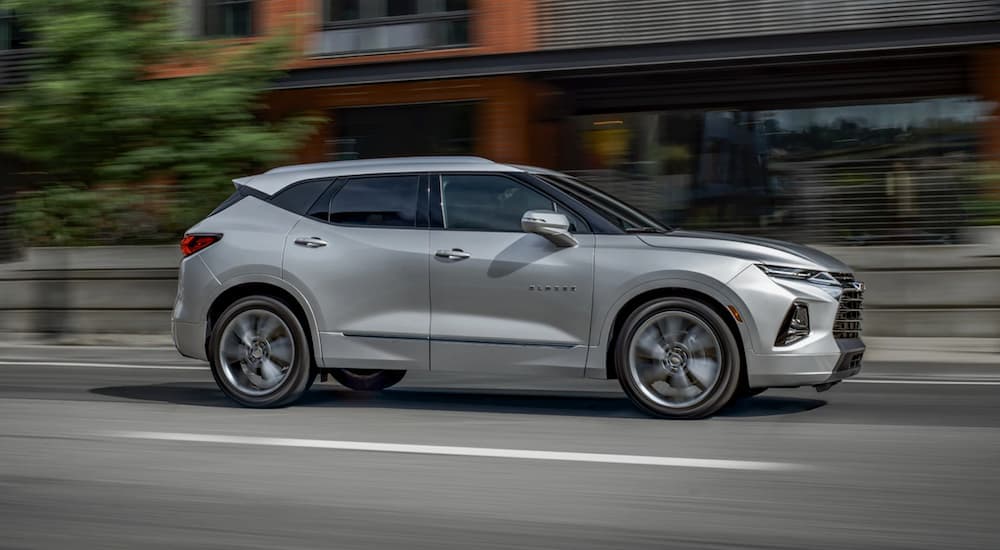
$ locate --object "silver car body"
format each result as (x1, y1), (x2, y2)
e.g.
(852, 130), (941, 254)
(173, 157), (863, 389)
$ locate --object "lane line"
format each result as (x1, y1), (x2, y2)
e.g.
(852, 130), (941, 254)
(0, 360), (205, 370)
(111, 431), (805, 472)
(845, 379), (1000, 386)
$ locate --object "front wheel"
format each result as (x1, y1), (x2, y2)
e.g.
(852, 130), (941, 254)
(615, 297), (741, 419)
(329, 369), (406, 391)
(209, 296), (314, 408)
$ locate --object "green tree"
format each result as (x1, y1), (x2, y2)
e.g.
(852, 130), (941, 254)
(0, 0), (320, 245)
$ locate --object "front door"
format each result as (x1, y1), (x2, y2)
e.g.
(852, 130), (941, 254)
(283, 174), (430, 371)
(429, 173), (596, 374)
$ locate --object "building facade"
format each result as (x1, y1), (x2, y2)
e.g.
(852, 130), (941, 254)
(4, 1), (1000, 246)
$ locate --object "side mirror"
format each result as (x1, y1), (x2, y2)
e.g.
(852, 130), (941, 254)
(521, 210), (578, 248)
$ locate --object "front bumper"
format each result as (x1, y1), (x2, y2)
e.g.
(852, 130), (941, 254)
(746, 338), (864, 388)
(728, 264), (864, 388)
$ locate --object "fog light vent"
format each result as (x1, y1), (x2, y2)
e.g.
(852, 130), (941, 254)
(776, 302), (810, 346)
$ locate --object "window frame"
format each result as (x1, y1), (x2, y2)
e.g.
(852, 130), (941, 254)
(201, 0), (256, 39)
(268, 177), (336, 217)
(430, 172), (592, 234)
(318, 173), (430, 230)
(315, 0), (471, 57)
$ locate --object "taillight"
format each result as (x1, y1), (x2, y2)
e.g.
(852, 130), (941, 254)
(180, 233), (222, 257)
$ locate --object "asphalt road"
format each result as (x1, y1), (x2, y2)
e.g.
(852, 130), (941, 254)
(1, 345), (999, 549)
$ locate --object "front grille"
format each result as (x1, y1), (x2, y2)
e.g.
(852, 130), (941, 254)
(831, 272), (864, 339)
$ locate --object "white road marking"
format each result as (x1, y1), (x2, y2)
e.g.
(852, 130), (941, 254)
(111, 431), (806, 472)
(0, 361), (205, 370)
(845, 379), (1000, 386)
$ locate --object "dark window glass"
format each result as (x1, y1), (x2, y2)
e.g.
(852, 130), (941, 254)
(446, 0), (469, 10)
(332, 102), (474, 160)
(270, 179), (331, 216)
(327, 0), (361, 20)
(387, 0), (417, 16)
(203, 0), (254, 37)
(0, 10), (28, 49)
(329, 175), (420, 227)
(441, 175), (555, 232)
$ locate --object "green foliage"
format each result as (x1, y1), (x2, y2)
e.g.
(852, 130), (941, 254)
(0, 0), (321, 245)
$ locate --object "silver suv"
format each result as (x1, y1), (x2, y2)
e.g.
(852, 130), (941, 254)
(172, 156), (864, 418)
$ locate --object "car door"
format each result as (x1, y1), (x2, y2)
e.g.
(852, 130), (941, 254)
(428, 173), (596, 374)
(282, 173), (430, 371)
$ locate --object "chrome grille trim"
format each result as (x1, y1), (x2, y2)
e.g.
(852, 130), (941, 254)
(830, 272), (864, 339)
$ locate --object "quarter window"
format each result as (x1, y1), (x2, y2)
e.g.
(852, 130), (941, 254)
(440, 175), (557, 232)
(328, 175), (420, 227)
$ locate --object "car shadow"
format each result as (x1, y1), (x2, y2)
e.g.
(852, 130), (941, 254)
(90, 383), (827, 419)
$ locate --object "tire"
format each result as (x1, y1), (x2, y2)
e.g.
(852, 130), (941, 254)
(614, 296), (742, 419)
(209, 295), (315, 408)
(329, 369), (406, 391)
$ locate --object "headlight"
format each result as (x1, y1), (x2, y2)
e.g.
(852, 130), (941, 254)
(757, 264), (840, 287)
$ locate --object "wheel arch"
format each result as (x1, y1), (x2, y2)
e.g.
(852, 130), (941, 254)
(205, 279), (322, 364)
(601, 286), (748, 388)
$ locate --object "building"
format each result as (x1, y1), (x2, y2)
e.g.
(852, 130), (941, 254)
(4, 1), (1000, 246)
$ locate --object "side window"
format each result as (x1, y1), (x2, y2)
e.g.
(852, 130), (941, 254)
(441, 174), (554, 232)
(270, 179), (332, 216)
(328, 175), (420, 227)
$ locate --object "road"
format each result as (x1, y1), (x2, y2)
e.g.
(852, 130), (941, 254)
(1, 345), (999, 549)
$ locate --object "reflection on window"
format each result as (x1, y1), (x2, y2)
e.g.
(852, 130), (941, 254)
(442, 175), (554, 232)
(314, 0), (470, 56)
(328, 176), (420, 227)
(203, 0), (255, 38)
(565, 98), (989, 245)
(331, 102), (474, 160)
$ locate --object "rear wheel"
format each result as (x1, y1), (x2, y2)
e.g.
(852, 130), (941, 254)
(329, 369), (406, 391)
(209, 296), (314, 408)
(615, 297), (741, 419)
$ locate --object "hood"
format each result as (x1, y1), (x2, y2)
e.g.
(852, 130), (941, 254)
(636, 230), (852, 273)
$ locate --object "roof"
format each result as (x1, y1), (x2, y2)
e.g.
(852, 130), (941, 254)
(234, 156), (536, 196)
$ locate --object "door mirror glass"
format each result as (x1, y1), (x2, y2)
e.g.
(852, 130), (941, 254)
(521, 210), (578, 247)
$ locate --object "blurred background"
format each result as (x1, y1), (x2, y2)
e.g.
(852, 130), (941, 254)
(0, 0), (999, 344)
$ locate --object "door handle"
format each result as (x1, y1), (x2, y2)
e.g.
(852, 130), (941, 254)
(294, 237), (328, 248)
(435, 248), (470, 260)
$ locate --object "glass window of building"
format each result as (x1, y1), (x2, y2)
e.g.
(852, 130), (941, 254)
(202, 0), (255, 38)
(315, 0), (470, 56)
(563, 97), (989, 245)
(330, 102), (475, 160)
(0, 10), (28, 50)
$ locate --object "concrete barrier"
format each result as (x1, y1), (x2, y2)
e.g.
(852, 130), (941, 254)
(1, 243), (998, 338)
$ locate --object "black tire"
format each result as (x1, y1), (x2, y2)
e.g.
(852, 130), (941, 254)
(209, 295), (315, 408)
(614, 296), (742, 419)
(329, 368), (406, 391)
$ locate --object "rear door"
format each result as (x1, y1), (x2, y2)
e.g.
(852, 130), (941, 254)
(282, 173), (431, 371)
(428, 173), (596, 374)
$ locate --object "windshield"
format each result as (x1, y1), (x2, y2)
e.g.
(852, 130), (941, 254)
(534, 173), (671, 233)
